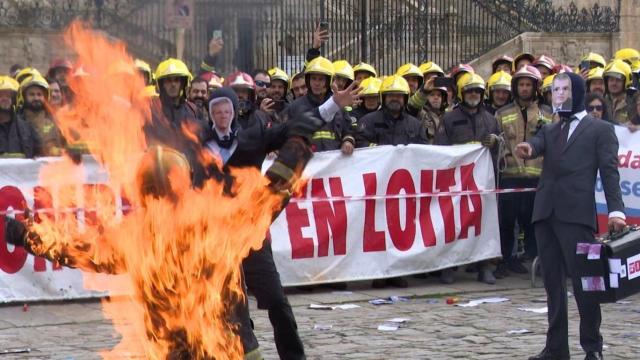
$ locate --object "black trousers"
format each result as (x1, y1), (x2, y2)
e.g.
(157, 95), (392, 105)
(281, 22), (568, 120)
(498, 177), (538, 260)
(535, 217), (602, 355)
(243, 240), (306, 360)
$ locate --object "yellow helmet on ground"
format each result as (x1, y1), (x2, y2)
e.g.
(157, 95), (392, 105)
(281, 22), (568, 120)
(0, 76), (20, 92)
(268, 67), (289, 83)
(353, 62), (377, 78)
(305, 56), (334, 77)
(457, 73), (485, 100)
(15, 67), (43, 84)
(332, 60), (354, 81)
(396, 63), (422, 79)
(359, 77), (382, 97)
(604, 59), (632, 88)
(419, 61), (445, 77)
(487, 71), (512, 93)
(614, 48), (640, 70)
(541, 74), (555, 93)
(155, 58), (192, 83)
(581, 52), (606, 69)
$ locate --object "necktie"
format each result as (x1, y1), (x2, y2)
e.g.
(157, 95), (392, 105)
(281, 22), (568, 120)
(557, 116), (574, 150)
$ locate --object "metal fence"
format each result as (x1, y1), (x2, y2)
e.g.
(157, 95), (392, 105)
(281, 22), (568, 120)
(0, 0), (622, 76)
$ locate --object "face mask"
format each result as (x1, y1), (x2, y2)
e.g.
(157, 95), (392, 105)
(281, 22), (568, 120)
(237, 99), (253, 116)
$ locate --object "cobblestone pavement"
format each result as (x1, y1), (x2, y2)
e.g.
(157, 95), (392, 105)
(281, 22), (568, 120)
(0, 271), (638, 359)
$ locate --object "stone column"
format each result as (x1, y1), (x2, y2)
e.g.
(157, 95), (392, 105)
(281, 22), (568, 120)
(618, 0), (640, 49)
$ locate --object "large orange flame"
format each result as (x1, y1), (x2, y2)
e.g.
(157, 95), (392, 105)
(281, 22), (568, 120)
(28, 22), (285, 359)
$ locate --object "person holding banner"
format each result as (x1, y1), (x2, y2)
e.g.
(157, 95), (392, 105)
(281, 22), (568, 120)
(435, 72), (501, 285)
(516, 72), (625, 360)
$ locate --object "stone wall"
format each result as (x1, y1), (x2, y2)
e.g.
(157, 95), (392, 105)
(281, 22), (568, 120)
(0, 29), (69, 75)
(469, 32), (619, 79)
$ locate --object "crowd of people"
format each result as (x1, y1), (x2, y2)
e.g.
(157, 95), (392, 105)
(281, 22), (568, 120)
(1, 23), (639, 359)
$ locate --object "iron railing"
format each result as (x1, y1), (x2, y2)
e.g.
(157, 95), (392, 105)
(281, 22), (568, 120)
(0, 0), (622, 75)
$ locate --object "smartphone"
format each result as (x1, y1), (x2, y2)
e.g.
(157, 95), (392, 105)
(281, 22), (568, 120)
(212, 30), (222, 40)
(579, 60), (590, 71)
(434, 76), (454, 89)
(319, 21), (329, 31)
(271, 99), (286, 113)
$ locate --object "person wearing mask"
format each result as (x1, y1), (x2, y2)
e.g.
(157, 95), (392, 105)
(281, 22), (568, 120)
(356, 75), (427, 289)
(435, 73), (501, 285)
(603, 59), (632, 125)
(18, 74), (65, 156)
(515, 72), (625, 360)
(0, 76), (35, 158)
(540, 74), (555, 108)
(485, 70), (512, 115)
(494, 65), (552, 279)
(585, 92), (613, 123)
(187, 76), (210, 127)
(491, 55), (514, 74)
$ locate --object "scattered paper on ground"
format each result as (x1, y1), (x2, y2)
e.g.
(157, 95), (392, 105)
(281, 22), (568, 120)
(456, 297), (509, 307)
(518, 306), (548, 314)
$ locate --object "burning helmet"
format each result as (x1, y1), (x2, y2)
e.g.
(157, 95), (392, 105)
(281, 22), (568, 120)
(581, 52), (607, 69)
(512, 53), (536, 72)
(487, 71), (512, 94)
(333, 60), (355, 82)
(491, 55), (514, 73)
(603, 59), (632, 88)
(137, 146), (192, 201)
(457, 73), (485, 101)
(419, 61), (445, 77)
(359, 77), (382, 97)
(533, 55), (556, 72)
(353, 62), (377, 78)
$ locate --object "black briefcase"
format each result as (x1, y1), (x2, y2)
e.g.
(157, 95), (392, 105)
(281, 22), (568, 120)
(575, 226), (640, 303)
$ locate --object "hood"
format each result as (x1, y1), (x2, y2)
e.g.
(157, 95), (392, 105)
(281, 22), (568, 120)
(560, 72), (586, 116)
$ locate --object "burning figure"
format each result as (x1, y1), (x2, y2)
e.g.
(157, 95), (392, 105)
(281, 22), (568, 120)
(3, 22), (349, 359)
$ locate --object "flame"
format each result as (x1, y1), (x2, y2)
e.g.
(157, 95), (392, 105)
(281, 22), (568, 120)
(28, 22), (286, 359)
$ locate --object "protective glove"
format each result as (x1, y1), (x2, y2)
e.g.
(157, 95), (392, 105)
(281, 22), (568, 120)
(481, 134), (500, 149)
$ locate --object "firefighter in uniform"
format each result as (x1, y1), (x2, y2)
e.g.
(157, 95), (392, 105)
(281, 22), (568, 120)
(603, 59), (632, 124)
(0, 76), (35, 158)
(353, 62), (377, 83)
(396, 63), (423, 96)
(350, 77), (381, 122)
(494, 65), (552, 278)
(532, 55), (556, 81)
(492, 55), (514, 74)
(485, 71), (512, 115)
(435, 73), (501, 285)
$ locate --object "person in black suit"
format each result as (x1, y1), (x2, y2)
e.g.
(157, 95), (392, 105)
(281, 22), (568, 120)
(204, 84), (360, 360)
(515, 72), (626, 360)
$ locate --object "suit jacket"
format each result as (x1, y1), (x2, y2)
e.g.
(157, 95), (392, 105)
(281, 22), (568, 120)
(528, 114), (624, 231)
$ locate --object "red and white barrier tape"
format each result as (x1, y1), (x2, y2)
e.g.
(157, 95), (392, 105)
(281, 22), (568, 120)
(0, 188), (538, 216)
